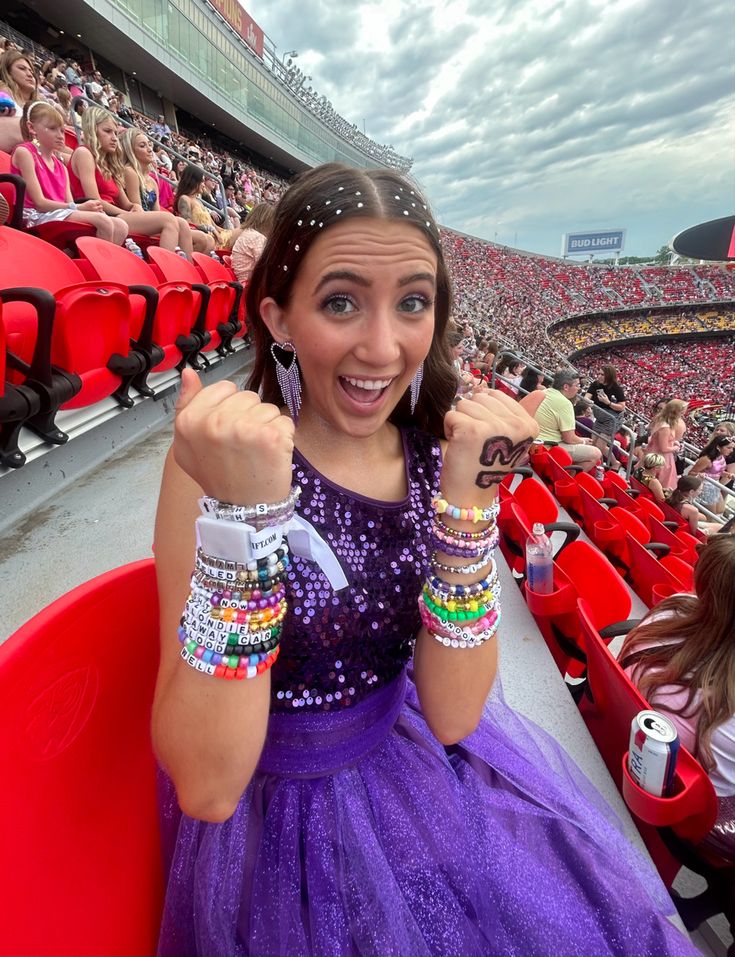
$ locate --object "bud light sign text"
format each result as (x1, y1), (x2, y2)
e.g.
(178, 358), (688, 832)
(563, 229), (626, 257)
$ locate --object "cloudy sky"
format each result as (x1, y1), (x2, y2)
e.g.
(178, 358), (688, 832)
(248, 0), (734, 258)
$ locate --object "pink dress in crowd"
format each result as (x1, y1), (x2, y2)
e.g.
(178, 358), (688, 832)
(10, 142), (73, 226)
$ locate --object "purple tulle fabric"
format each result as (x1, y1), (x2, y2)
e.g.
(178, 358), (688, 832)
(157, 430), (698, 957)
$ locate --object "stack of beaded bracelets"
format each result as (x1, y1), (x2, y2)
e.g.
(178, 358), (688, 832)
(419, 496), (502, 648)
(180, 487), (299, 680)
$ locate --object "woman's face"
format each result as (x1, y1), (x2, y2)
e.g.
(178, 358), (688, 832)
(133, 133), (153, 166)
(11, 57), (36, 98)
(95, 117), (119, 154)
(261, 217), (437, 439)
(720, 440), (735, 457)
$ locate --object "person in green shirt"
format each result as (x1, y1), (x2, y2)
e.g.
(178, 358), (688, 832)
(534, 370), (602, 472)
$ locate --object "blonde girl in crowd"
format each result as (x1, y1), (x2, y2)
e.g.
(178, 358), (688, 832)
(119, 126), (212, 259)
(68, 106), (194, 254)
(10, 101), (127, 244)
(645, 398), (688, 491)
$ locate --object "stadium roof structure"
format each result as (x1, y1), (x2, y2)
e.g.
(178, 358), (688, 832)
(21, 0), (411, 174)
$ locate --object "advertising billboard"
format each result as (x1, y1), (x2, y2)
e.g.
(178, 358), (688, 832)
(562, 229), (626, 257)
(206, 0), (264, 57)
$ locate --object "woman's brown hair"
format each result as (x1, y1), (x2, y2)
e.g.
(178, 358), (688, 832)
(667, 474), (701, 511)
(620, 534), (735, 771)
(246, 162), (456, 437)
(602, 364), (618, 387)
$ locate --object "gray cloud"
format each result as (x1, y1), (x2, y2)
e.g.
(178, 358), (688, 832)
(252, 0), (735, 255)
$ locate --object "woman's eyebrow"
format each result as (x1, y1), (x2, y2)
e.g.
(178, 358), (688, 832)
(398, 272), (436, 288)
(313, 271), (369, 295)
(313, 270), (435, 295)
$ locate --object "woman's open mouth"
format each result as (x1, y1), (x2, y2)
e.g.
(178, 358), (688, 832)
(338, 375), (396, 409)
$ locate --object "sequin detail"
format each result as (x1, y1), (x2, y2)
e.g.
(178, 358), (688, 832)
(270, 429), (442, 712)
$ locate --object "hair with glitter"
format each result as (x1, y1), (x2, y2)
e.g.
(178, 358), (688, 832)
(246, 162), (456, 437)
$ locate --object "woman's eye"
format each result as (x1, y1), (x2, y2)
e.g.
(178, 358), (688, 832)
(323, 294), (356, 315)
(399, 294), (432, 314)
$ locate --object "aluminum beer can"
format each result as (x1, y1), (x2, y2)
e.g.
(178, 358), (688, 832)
(628, 710), (679, 797)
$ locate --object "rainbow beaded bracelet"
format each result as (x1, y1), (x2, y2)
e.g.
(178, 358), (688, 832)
(431, 497), (500, 524)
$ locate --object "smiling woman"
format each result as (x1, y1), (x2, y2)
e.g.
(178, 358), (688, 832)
(152, 163), (696, 957)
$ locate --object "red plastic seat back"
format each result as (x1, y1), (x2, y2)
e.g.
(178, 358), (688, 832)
(0, 560), (163, 955)
(548, 445), (573, 468)
(610, 506), (650, 545)
(192, 251), (234, 283)
(76, 235), (158, 286)
(575, 470), (604, 499)
(512, 476), (558, 526)
(556, 540), (631, 629)
(577, 598), (718, 883)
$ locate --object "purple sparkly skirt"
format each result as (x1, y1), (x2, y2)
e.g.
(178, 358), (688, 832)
(157, 672), (697, 957)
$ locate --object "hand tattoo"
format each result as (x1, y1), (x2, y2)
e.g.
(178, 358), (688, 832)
(475, 435), (533, 489)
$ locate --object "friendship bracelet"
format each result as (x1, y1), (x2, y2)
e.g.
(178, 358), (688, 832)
(179, 623), (281, 657)
(181, 643), (281, 680)
(200, 486), (301, 526)
(426, 568), (499, 596)
(419, 603), (500, 645)
(431, 552), (494, 576)
(435, 515), (496, 540)
(432, 497), (500, 525)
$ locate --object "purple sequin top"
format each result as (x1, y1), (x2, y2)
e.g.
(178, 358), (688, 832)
(270, 428), (442, 712)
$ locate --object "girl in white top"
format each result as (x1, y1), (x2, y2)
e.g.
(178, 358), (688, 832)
(621, 534), (735, 862)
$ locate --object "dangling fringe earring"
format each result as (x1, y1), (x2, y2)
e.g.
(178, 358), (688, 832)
(409, 361), (424, 415)
(271, 340), (302, 422)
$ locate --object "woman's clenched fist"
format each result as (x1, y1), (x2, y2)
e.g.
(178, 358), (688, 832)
(441, 390), (539, 507)
(173, 368), (295, 505)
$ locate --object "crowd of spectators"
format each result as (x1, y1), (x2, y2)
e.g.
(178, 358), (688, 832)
(0, 29), (289, 211)
(551, 307), (735, 353)
(574, 338), (735, 448)
(443, 229), (735, 365)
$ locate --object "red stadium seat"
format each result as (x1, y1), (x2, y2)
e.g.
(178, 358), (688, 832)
(0, 560), (163, 955)
(0, 225), (146, 417)
(576, 599), (726, 893)
(76, 236), (202, 379)
(191, 252), (245, 343)
(148, 247), (238, 357)
(498, 478), (579, 575)
(521, 535), (633, 677)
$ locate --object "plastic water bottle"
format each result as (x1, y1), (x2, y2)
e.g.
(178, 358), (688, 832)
(526, 522), (553, 594)
(124, 238), (144, 259)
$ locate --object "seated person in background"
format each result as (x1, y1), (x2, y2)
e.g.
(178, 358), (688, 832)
(621, 534), (735, 865)
(10, 101), (127, 245)
(228, 202), (274, 283)
(119, 126), (211, 259)
(633, 453), (666, 502)
(574, 398), (595, 439)
(688, 435), (735, 516)
(69, 106), (192, 255)
(534, 369), (602, 472)
(175, 164), (229, 250)
(666, 475), (723, 535)
(517, 369), (547, 416)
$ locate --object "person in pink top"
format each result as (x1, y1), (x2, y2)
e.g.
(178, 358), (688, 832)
(688, 434), (734, 515)
(228, 203), (274, 283)
(645, 398), (687, 491)
(621, 534), (735, 868)
(10, 100), (128, 244)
